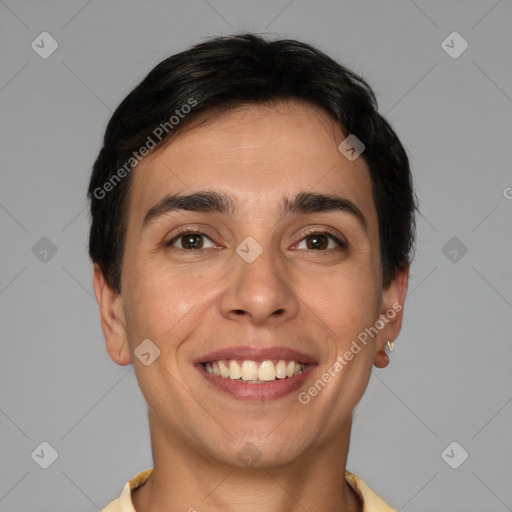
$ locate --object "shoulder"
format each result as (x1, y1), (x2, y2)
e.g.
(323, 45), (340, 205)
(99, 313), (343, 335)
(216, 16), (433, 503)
(101, 469), (153, 512)
(345, 470), (398, 512)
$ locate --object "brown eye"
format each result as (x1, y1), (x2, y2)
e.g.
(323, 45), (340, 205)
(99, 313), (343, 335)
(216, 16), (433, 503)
(296, 231), (347, 251)
(180, 234), (204, 249)
(305, 233), (329, 250)
(166, 231), (216, 250)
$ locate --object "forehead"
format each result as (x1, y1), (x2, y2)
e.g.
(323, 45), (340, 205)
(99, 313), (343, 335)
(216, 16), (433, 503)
(127, 100), (377, 231)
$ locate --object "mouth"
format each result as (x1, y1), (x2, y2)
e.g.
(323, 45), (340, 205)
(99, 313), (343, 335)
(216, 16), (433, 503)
(193, 346), (318, 401)
(201, 359), (308, 383)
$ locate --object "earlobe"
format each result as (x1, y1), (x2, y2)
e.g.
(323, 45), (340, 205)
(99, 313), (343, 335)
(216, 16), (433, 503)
(93, 264), (131, 366)
(373, 267), (409, 369)
(374, 349), (390, 369)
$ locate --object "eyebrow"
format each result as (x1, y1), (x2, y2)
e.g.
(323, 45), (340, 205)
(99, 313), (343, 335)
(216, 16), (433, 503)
(142, 190), (368, 235)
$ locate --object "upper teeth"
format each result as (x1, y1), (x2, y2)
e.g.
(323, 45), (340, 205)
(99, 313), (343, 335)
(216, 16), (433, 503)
(203, 360), (305, 381)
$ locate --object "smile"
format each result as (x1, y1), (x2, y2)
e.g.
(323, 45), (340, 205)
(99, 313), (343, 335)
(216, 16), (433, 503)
(202, 359), (307, 383)
(194, 345), (318, 401)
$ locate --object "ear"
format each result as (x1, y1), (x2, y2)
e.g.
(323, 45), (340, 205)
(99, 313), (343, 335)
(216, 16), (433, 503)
(93, 264), (131, 366)
(373, 267), (409, 369)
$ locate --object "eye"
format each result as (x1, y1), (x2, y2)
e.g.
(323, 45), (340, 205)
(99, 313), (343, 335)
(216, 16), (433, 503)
(164, 228), (346, 252)
(295, 230), (347, 251)
(165, 229), (217, 250)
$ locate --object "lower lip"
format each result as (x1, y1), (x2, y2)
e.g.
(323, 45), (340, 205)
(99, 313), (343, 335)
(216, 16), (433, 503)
(196, 363), (317, 401)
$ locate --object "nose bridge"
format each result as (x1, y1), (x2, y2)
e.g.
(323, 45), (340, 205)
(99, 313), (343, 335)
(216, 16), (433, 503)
(220, 239), (298, 324)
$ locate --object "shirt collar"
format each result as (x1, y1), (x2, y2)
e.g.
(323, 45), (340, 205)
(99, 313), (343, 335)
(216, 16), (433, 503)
(112, 468), (397, 512)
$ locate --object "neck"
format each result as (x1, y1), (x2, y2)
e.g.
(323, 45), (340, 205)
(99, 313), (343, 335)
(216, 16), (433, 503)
(132, 412), (362, 512)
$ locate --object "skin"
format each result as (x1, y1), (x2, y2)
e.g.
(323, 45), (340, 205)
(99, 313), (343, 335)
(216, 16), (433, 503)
(93, 100), (408, 512)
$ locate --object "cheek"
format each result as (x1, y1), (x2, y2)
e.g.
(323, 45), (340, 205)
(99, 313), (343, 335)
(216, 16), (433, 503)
(305, 262), (380, 337)
(124, 259), (217, 342)
(122, 270), (210, 398)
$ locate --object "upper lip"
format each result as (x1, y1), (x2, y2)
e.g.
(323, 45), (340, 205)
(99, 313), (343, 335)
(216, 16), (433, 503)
(193, 345), (318, 365)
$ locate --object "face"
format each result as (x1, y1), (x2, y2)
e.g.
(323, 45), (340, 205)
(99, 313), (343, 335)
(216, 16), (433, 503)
(94, 100), (407, 468)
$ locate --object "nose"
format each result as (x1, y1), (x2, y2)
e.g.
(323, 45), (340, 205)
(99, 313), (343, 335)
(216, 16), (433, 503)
(219, 247), (300, 326)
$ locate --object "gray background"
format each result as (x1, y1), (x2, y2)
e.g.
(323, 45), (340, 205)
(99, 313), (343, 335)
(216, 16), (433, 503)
(1, 1), (511, 511)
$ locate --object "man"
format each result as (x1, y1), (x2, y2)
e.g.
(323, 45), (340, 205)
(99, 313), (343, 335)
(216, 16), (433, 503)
(89, 33), (416, 512)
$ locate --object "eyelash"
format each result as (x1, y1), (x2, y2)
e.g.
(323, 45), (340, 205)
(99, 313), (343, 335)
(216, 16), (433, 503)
(164, 228), (347, 252)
